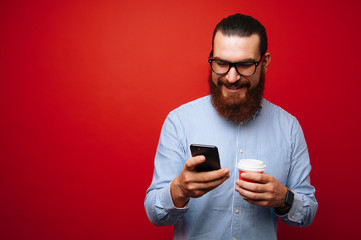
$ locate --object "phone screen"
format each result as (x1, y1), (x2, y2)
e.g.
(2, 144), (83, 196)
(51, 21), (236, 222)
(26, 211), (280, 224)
(190, 144), (221, 172)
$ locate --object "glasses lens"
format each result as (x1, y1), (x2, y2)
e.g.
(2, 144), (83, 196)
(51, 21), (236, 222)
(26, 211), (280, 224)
(236, 62), (256, 76)
(211, 60), (257, 76)
(211, 60), (229, 74)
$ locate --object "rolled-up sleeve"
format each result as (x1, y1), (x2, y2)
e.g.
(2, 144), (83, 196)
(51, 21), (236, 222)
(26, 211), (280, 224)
(144, 112), (189, 226)
(277, 120), (318, 227)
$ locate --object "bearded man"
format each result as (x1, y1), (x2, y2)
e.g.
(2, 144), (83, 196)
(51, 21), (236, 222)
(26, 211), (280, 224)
(145, 13), (318, 240)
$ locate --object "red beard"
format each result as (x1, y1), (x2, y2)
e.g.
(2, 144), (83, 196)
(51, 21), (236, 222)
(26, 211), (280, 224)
(208, 70), (265, 123)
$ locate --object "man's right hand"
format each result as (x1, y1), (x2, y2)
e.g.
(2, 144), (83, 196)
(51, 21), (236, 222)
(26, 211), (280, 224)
(170, 155), (230, 208)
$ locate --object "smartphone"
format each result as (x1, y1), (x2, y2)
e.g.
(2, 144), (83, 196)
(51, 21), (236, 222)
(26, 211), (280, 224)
(190, 144), (221, 172)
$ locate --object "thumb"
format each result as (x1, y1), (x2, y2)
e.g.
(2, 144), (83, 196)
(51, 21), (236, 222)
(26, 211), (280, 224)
(185, 155), (206, 171)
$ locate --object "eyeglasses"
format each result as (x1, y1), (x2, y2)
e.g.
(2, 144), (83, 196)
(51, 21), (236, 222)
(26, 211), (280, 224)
(208, 51), (264, 76)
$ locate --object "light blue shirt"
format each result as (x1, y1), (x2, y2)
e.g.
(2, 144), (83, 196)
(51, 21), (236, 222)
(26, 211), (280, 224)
(145, 96), (318, 240)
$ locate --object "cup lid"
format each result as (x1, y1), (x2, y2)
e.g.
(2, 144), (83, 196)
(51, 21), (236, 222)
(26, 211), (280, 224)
(237, 159), (266, 172)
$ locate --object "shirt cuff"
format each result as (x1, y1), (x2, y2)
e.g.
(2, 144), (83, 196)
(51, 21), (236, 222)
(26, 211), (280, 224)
(276, 192), (303, 224)
(160, 182), (189, 214)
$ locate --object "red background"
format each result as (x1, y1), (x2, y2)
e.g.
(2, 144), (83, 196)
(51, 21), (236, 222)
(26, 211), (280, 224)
(1, 0), (361, 239)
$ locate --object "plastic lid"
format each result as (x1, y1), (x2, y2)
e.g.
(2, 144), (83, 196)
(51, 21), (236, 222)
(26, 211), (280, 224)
(237, 159), (266, 172)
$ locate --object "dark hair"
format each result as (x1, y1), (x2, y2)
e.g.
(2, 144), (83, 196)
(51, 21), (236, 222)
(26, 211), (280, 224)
(212, 13), (268, 56)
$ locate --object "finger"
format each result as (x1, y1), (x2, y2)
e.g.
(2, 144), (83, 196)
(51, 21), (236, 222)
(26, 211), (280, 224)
(193, 168), (230, 183)
(240, 172), (269, 184)
(193, 174), (230, 192)
(184, 155), (206, 171)
(235, 185), (268, 200)
(235, 179), (265, 193)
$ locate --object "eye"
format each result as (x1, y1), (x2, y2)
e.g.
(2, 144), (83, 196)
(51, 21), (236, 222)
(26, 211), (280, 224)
(237, 62), (254, 68)
(214, 60), (229, 67)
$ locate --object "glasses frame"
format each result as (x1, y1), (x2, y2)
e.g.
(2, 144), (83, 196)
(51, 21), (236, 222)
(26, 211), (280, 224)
(208, 50), (265, 77)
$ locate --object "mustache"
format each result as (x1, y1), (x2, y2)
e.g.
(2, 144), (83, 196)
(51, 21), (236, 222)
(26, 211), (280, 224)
(217, 79), (251, 89)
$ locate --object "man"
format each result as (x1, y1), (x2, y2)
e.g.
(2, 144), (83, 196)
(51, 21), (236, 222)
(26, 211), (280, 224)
(144, 13), (318, 240)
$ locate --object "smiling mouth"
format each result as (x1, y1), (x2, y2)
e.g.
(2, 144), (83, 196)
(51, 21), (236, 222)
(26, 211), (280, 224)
(224, 82), (251, 91)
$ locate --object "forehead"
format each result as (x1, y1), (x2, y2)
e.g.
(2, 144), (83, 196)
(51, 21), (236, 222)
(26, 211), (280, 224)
(213, 32), (260, 61)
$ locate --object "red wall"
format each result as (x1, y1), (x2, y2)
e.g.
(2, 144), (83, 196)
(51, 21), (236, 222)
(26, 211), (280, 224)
(1, 0), (361, 239)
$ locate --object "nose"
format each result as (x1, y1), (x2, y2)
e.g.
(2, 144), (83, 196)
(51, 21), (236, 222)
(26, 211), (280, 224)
(225, 66), (241, 83)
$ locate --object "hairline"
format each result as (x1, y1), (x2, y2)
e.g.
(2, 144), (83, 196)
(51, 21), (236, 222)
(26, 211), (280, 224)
(212, 30), (263, 56)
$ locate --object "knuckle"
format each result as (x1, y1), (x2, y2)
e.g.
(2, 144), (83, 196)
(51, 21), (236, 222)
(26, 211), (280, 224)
(259, 174), (265, 181)
(216, 170), (223, 177)
(254, 185), (261, 192)
(249, 193), (257, 199)
(185, 161), (192, 169)
(198, 174), (206, 182)
(267, 193), (275, 201)
(187, 185), (195, 192)
(189, 184), (201, 194)
(205, 182), (214, 190)
(183, 175), (191, 184)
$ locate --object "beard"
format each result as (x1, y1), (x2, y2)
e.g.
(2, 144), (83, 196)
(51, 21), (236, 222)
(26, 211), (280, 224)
(209, 69), (265, 123)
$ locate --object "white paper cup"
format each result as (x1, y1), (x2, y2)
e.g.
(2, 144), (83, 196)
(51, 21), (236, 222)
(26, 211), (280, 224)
(237, 159), (266, 182)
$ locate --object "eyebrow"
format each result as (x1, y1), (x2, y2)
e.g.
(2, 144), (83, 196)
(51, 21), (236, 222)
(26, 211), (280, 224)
(212, 56), (258, 62)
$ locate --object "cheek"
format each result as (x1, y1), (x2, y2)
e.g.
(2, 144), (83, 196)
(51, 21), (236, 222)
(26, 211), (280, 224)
(251, 78), (259, 88)
(248, 74), (260, 88)
(211, 72), (220, 85)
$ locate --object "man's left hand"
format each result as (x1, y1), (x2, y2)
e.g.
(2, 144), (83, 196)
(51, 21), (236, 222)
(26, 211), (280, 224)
(235, 172), (287, 208)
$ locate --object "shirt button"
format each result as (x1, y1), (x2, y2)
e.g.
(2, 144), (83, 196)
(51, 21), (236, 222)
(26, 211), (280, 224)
(235, 209), (239, 214)
(291, 215), (295, 219)
(233, 238), (237, 240)
(239, 149), (243, 154)
(240, 121), (243, 126)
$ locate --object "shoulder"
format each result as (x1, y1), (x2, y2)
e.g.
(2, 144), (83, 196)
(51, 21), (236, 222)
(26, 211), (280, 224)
(260, 99), (302, 135)
(174, 95), (211, 111)
(163, 95), (221, 135)
(262, 99), (297, 122)
(258, 99), (307, 152)
(168, 95), (213, 119)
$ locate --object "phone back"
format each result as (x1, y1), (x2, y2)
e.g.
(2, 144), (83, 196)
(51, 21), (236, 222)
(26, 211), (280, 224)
(190, 144), (221, 172)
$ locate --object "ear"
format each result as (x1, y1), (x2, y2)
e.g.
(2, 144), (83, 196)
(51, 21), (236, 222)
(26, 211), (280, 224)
(262, 52), (271, 72)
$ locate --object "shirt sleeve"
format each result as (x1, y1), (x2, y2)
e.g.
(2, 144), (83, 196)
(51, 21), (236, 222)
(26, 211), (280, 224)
(144, 112), (189, 226)
(276, 119), (318, 227)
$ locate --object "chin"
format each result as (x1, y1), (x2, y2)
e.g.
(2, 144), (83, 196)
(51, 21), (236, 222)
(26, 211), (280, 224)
(222, 91), (247, 104)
